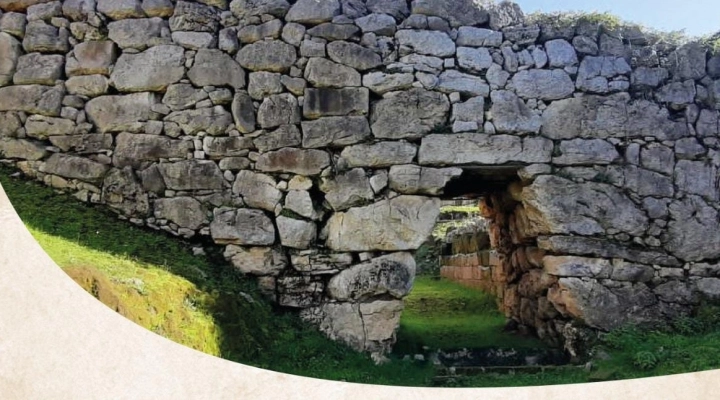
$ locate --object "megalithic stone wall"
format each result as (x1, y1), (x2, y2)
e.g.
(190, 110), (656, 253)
(1, 0), (720, 355)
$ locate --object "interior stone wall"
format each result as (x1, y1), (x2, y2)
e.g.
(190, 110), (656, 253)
(2, 0), (720, 356)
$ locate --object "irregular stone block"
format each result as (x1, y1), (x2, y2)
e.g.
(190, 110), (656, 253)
(326, 41), (381, 71)
(231, 92), (256, 133)
(396, 29), (455, 57)
(354, 13), (395, 36)
(411, 0), (489, 27)
(304, 57), (361, 88)
(253, 124), (302, 152)
(326, 195), (441, 251)
(0, 32), (22, 86)
(436, 70), (489, 97)
(0, 0), (54, 12)
(13, 53), (63, 85)
(301, 116), (370, 148)
(224, 244), (287, 276)
(286, 0), (339, 24)
(290, 251), (353, 275)
(306, 22), (359, 41)
(48, 134), (113, 153)
(162, 83), (209, 111)
(24, 115), (74, 138)
(0, 84), (64, 116)
(543, 256), (612, 279)
(255, 148), (330, 176)
(232, 170), (282, 212)
(247, 71), (282, 100)
(489, 90), (541, 134)
(319, 168), (374, 211)
(157, 160), (225, 190)
(303, 87), (369, 118)
(362, 72), (414, 95)
(277, 216), (316, 249)
(341, 141), (416, 168)
(419, 134), (552, 166)
(202, 136), (253, 159)
(327, 252), (415, 301)
(553, 139), (620, 165)
(111, 45), (185, 92)
(210, 207), (276, 246)
(257, 93), (300, 129)
(457, 46), (493, 73)
(456, 26), (502, 47)
(0, 137), (47, 160)
(187, 49), (246, 89)
(65, 41), (117, 77)
(154, 197), (208, 230)
(169, 1), (218, 33)
(164, 106), (234, 136)
(41, 153), (109, 183)
(512, 69), (574, 100)
(538, 236), (680, 267)
(371, 88), (449, 140)
(22, 20), (69, 53)
(85, 92), (159, 133)
(235, 40), (296, 72)
(107, 17), (168, 50)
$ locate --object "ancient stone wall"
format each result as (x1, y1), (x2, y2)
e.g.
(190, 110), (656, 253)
(2, 0), (720, 355)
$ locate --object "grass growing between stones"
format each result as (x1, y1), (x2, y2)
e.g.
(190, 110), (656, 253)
(394, 277), (545, 354)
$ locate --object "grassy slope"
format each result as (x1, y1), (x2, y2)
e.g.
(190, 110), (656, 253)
(4, 167), (720, 387)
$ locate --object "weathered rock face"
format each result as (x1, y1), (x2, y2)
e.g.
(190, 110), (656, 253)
(1, 0), (717, 356)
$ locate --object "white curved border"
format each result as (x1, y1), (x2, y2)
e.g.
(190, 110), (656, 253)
(0, 181), (716, 399)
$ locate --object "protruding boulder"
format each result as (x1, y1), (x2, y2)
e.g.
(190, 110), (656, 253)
(111, 45), (185, 92)
(320, 168), (374, 211)
(224, 244), (287, 276)
(327, 252), (416, 301)
(276, 216), (316, 249)
(13, 53), (63, 85)
(235, 40), (296, 72)
(255, 148), (330, 176)
(107, 18), (168, 50)
(157, 160), (225, 190)
(0, 84), (64, 116)
(286, 0), (339, 24)
(326, 195), (441, 251)
(411, 0), (489, 27)
(164, 106), (234, 136)
(154, 197), (208, 230)
(85, 92), (159, 133)
(188, 49), (246, 89)
(0, 32), (22, 87)
(232, 170), (282, 212)
(41, 153), (109, 183)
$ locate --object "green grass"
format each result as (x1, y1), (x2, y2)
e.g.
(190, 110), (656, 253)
(394, 277), (545, 354)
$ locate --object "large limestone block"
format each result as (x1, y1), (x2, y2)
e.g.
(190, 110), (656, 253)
(419, 134), (552, 166)
(456, 27), (502, 47)
(65, 75), (109, 97)
(111, 45), (185, 92)
(253, 124), (301, 152)
(362, 72), (414, 95)
(232, 170), (282, 212)
(304, 57), (360, 88)
(489, 90), (541, 134)
(41, 153), (109, 183)
(231, 92), (255, 133)
(257, 93), (300, 129)
(436, 70), (489, 97)
(0, 84), (63, 116)
(553, 139), (620, 165)
(65, 41), (117, 76)
(543, 256), (612, 279)
(188, 49), (246, 89)
(512, 69), (574, 100)
(85, 92), (159, 133)
(157, 160), (225, 190)
(276, 216), (316, 249)
(97, 0), (144, 20)
(301, 116), (370, 148)
(668, 42), (706, 81)
(541, 93), (688, 141)
(202, 136), (253, 159)
(164, 106), (233, 135)
(548, 278), (660, 331)
(210, 208), (275, 246)
(0, 112), (23, 137)
(301, 299), (404, 353)
(22, 20), (69, 53)
(13, 52), (63, 85)
(411, 0), (489, 27)
(319, 168), (374, 211)
(674, 160), (719, 200)
(666, 196), (720, 262)
(538, 236), (680, 267)
(521, 175), (649, 237)
(0, 32), (22, 87)
(49, 134), (113, 154)
(366, 0), (408, 19)
(255, 148), (330, 176)
(0, 137), (48, 160)
(327, 252), (415, 301)
(154, 197), (208, 230)
(457, 46), (493, 73)
(341, 141), (416, 168)
(113, 132), (192, 168)
(370, 88), (449, 140)
(62, 0), (97, 21)
(396, 29), (455, 57)
(326, 41), (381, 71)
(107, 18), (169, 50)
(235, 40), (296, 72)
(24, 115), (75, 139)
(162, 83), (209, 111)
(224, 245), (287, 276)
(290, 251), (353, 275)
(286, 0), (339, 24)
(326, 195), (441, 251)
(303, 87), (369, 118)
(388, 165), (462, 195)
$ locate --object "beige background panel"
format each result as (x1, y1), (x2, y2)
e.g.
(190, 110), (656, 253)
(0, 181), (716, 399)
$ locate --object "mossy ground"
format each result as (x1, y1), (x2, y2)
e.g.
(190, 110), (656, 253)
(4, 166), (720, 387)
